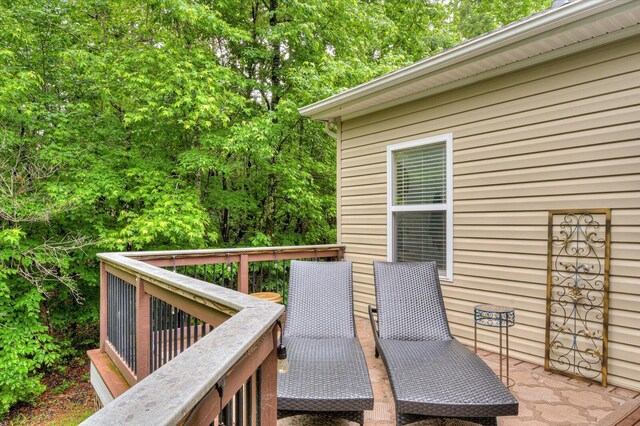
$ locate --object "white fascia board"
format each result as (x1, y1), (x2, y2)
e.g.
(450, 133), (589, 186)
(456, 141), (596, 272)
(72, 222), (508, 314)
(299, 0), (630, 121)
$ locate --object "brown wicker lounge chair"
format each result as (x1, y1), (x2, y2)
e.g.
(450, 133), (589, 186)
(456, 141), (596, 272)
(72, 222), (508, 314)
(277, 260), (374, 425)
(370, 261), (518, 426)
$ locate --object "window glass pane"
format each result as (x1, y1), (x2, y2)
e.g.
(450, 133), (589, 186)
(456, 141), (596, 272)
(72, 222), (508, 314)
(394, 142), (446, 205)
(395, 211), (446, 274)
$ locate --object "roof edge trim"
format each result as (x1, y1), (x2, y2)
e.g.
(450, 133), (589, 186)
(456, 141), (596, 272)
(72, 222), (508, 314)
(299, 0), (627, 120)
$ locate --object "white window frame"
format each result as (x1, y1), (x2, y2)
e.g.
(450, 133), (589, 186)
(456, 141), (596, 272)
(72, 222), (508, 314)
(386, 133), (453, 281)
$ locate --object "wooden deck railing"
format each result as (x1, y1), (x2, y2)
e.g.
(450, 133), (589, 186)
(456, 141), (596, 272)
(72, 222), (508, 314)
(83, 244), (344, 425)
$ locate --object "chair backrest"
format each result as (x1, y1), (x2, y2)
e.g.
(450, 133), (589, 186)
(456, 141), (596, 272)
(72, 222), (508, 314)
(373, 261), (452, 341)
(284, 260), (356, 339)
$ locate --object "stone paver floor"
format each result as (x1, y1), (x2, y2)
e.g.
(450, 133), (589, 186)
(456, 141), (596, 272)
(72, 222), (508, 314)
(279, 317), (640, 426)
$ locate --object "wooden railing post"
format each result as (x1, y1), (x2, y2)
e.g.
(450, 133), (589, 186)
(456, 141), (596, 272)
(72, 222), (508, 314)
(259, 326), (278, 425)
(136, 278), (151, 380)
(239, 254), (249, 294)
(100, 261), (108, 352)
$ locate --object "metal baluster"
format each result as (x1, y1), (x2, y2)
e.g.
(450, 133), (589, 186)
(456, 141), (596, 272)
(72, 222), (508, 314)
(246, 376), (253, 426)
(186, 313), (192, 347)
(157, 298), (161, 369)
(117, 278), (122, 360)
(127, 283), (131, 370)
(219, 263), (223, 288)
(173, 307), (178, 359)
(127, 285), (136, 371)
(125, 283), (129, 369)
(256, 368), (262, 426)
(179, 309), (184, 354)
(162, 301), (168, 367)
(223, 397), (233, 426)
(130, 283), (135, 371)
(107, 276), (111, 345)
(236, 387), (243, 426)
(112, 277), (116, 352)
(267, 261), (271, 293)
(251, 262), (256, 293)
(151, 297), (155, 372)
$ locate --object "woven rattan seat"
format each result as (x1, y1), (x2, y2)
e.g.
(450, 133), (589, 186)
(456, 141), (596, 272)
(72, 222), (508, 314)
(277, 260), (374, 425)
(278, 337), (373, 412)
(370, 261), (518, 426)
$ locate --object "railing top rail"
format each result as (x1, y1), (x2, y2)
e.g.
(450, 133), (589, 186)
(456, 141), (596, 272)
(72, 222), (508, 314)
(84, 253), (284, 425)
(98, 243), (345, 261)
(99, 252), (277, 313)
(84, 305), (281, 425)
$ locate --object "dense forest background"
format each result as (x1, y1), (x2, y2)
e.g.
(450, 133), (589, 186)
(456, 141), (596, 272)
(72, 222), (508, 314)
(0, 0), (549, 416)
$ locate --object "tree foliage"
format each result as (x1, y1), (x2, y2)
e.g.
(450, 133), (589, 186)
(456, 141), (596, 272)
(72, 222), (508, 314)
(0, 0), (549, 416)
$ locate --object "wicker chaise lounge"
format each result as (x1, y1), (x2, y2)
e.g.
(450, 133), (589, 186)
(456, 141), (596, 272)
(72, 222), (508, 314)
(277, 260), (374, 425)
(369, 261), (518, 426)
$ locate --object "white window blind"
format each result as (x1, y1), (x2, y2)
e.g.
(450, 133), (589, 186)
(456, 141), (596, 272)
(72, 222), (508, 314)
(387, 134), (453, 280)
(394, 143), (446, 205)
(395, 211), (446, 270)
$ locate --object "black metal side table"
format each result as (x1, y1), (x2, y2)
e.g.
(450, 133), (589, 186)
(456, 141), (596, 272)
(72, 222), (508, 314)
(474, 304), (516, 387)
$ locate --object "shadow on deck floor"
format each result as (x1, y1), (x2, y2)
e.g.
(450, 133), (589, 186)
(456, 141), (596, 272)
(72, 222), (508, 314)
(278, 317), (640, 426)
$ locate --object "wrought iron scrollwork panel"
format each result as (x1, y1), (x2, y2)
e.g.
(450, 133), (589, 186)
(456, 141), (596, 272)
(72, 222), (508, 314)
(545, 210), (610, 386)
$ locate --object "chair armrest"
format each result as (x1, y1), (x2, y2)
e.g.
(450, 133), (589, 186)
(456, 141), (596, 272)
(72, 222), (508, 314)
(368, 305), (379, 336)
(368, 305), (381, 358)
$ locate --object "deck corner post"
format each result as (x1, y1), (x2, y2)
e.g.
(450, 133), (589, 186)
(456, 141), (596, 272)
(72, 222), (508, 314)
(239, 254), (250, 294)
(259, 325), (278, 426)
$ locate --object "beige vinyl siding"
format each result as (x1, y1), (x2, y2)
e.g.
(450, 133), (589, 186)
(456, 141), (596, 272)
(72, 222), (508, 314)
(338, 35), (640, 391)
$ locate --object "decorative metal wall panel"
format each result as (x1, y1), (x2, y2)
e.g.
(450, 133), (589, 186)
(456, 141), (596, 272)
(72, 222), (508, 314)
(545, 210), (610, 386)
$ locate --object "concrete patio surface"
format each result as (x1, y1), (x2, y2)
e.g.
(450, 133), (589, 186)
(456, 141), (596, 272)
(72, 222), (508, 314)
(278, 317), (640, 426)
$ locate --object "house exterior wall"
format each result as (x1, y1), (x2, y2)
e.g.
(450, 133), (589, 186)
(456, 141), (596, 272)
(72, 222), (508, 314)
(337, 34), (640, 391)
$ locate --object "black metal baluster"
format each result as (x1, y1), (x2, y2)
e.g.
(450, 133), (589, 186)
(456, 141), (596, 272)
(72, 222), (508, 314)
(246, 376), (253, 426)
(234, 263), (238, 291)
(223, 397), (233, 426)
(170, 306), (175, 361)
(162, 301), (168, 367)
(126, 281), (130, 368)
(236, 387), (243, 426)
(219, 404), (227, 426)
(276, 262), (280, 300)
(186, 313), (191, 347)
(179, 309), (184, 354)
(127, 283), (131, 370)
(155, 297), (160, 371)
(131, 283), (135, 370)
(117, 278), (122, 361)
(107, 275), (111, 345)
(173, 307), (178, 357)
(222, 263), (226, 288)
(150, 297), (155, 372)
(267, 262), (271, 293)
(112, 276), (116, 352)
(256, 369), (262, 426)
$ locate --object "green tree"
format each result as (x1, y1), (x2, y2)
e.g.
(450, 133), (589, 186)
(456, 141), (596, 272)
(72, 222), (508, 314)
(452, 0), (552, 40)
(0, 0), (549, 416)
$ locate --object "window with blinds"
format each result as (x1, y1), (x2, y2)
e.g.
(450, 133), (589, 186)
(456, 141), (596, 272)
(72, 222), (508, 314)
(387, 134), (453, 279)
(394, 143), (446, 205)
